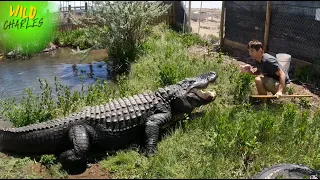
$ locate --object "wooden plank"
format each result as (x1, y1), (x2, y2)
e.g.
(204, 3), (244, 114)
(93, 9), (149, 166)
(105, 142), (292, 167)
(224, 38), (248, 52)
(172, 3), (176, 26)
(263, 1), (271, 51)
(220, 1), (226, 48)
(251, 95), (313, 98)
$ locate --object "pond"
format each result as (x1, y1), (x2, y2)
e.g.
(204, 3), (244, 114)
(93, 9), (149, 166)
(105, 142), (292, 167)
(0, 47), (111, 101)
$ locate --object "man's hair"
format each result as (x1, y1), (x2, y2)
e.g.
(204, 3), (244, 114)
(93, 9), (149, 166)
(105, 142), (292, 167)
(247, 40), (263, 51)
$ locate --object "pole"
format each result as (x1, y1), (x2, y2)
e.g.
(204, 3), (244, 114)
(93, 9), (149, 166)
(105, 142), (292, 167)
(219, 1), (226, 48)
(251, 95), (313, 98)
(198, 1), (202, 34)
(182, 1), (186, 33)
(188, 1), (192, 32)
(263, 1), (271, 52)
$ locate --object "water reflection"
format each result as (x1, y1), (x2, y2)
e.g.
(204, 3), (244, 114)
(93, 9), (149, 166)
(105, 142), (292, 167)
(0, 48), (109, 101)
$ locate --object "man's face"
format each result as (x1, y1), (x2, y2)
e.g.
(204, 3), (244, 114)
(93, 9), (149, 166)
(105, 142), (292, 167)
(248, 47), (261, 61)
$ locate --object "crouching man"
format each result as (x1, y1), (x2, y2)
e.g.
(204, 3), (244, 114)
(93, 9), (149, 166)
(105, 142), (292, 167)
(240, 40), (291, 104)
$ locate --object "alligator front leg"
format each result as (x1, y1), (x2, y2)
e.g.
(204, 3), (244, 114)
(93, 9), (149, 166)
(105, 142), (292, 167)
(59, 125), (91, 170)
(144, 111), (172, 156)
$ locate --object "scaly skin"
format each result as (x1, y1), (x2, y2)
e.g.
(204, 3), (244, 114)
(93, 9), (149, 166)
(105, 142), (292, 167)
(0, 71), (218, 170)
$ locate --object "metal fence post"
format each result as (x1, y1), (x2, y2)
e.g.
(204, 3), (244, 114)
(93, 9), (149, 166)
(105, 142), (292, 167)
(219, 1), (226, 48)
(198, 1), (202, 34)
(188, 1), (192, 32)
(263, 1), (271, 52)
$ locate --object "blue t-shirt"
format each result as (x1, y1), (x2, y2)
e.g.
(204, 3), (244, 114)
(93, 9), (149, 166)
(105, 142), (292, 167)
(254, 53), (290, 84)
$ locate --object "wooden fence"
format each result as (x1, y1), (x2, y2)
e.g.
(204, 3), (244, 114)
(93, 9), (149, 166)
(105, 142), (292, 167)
(152, 3), (176, 25)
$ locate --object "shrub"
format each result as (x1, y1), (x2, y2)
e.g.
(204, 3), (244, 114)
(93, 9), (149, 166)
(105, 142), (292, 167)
(71, 1), (171, 76)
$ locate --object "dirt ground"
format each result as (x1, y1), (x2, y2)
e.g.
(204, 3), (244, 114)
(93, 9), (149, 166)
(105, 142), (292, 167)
(189, 8), (320, 110)
(187, 45), (320, 111)
(27, 163), (111, 179)
(190, 8), (222, 39)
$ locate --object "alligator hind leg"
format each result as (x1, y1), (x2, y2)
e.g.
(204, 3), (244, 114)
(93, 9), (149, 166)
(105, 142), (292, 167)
(59, 125), (90, 173)
(144, 111), (172, 156)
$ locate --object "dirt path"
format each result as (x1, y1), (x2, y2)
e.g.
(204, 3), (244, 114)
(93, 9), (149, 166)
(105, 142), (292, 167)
(187, 45), (320, 112)
(27, 162), (111, 179)
(190, 8), (222, 39)
(67, 164), (111, 179)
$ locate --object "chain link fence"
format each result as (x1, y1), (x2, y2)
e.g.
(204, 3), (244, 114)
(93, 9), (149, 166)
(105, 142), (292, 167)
(224, 1), (266, 46)
(224, 1), (320, 66)
(183, 1), (222, 44)
(268, 1), (320, 66)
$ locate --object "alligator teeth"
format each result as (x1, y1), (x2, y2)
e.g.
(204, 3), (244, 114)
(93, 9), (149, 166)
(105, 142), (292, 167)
(200, 90), (216, 97)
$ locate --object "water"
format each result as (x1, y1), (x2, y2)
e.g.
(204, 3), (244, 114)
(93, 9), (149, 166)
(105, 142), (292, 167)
(0, 47), (110, 101)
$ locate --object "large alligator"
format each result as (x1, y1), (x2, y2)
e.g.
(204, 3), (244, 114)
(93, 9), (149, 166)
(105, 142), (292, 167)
(0, 71), (218, 170)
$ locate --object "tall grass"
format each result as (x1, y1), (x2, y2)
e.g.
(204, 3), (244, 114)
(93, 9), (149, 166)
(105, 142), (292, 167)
(0, 24), (319, 179)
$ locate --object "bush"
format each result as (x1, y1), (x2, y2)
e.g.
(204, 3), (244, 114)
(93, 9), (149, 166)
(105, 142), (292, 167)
(53, 27), (102, 50)
(73, 1), (171, 75)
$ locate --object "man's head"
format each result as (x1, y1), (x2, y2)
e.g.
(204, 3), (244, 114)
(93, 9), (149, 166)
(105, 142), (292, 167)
(161, 71), (218, 114)
(247, 40), (264, 62)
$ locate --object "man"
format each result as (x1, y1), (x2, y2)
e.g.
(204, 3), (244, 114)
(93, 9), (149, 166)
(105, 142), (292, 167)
(240, 40), (290, 103)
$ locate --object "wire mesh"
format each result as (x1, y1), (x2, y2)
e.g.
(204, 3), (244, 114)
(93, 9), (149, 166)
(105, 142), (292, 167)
(224, 1), (320, 65)
(268, 1), (320, 65)
(185, 1), (222, 42)
(224, 1), (267, 45)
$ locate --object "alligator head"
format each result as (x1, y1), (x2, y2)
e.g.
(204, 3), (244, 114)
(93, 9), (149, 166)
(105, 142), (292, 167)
(161, 71), (218, 114)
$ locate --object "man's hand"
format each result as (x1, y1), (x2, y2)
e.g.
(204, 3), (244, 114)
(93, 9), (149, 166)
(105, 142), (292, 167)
(275, 91), (282, 98)
(240, 64), (252, 73)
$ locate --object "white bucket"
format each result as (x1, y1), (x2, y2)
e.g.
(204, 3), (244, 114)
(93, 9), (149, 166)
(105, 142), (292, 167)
(276, 53), (291, 73)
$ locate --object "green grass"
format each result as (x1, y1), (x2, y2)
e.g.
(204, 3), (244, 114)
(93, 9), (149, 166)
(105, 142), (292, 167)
(0, 24), (319, 178)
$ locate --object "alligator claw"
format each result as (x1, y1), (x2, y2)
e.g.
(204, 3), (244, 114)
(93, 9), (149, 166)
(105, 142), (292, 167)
(141, 148), (156, 157)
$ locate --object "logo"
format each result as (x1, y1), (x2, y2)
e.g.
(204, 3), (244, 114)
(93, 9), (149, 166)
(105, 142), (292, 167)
(0, 1), (59, 55)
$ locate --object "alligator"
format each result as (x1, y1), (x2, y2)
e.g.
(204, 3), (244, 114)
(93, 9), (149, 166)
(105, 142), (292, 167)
(0, 71), (218, 170)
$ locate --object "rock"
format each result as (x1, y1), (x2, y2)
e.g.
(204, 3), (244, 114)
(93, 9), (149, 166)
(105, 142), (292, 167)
(43, 42), (58, 52)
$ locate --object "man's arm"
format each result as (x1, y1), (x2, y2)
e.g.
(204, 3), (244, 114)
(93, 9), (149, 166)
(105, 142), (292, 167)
(240, 64), (261, 75)
(275, 68), (286, 94)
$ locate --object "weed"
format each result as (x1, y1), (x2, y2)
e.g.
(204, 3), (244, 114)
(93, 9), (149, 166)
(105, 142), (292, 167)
(39, 154), (57, 167)
(230, 72), (255, 104)
(217, 51), (223, 63)
(286, 86), (295, 95)
(179, 33), (209, 48)
(299, 98), (311, 109)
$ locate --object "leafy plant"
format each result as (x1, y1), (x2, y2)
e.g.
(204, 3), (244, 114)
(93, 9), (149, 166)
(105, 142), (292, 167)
(39, 154), (57, 167)
(179, 33), (209, 48)
(71, 1), (171, 76)
(230, 72), (255, 104)
(53, 27), (101, 50)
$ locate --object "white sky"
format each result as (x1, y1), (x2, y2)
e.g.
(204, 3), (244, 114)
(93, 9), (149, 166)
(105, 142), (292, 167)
(183, 1), (222, 9)
(50, 1), (222, 11)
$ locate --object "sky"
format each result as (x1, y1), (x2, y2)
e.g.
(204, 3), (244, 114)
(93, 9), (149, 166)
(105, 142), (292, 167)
(183, 1), (222, 9)
(50, 1), (223, 11)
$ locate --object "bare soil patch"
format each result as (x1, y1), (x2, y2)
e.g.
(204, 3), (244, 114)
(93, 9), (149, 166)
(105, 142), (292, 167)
(27, 162), (111, 179)
(190, 8), (222, 38)
(187, 45), (320, 112)
(67, 164), (111, 179)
